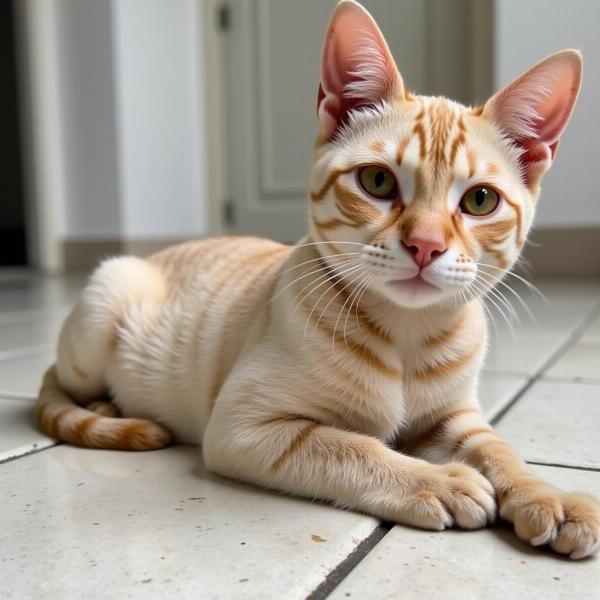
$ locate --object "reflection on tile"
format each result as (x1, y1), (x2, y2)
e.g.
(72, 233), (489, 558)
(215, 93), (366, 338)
(0, 397), (56, 462)
(478, 374), (527, 421)
(0, 445), (378, 600)
(0, 350), (54, 398)
(495, 380), (600, 469)
(330, 465), (600, 600)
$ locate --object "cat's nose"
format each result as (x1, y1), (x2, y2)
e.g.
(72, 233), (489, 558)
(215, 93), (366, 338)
(402, 237), (447, 268)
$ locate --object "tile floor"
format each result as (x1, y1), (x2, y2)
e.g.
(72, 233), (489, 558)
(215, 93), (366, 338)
(0, 272), (599, 599)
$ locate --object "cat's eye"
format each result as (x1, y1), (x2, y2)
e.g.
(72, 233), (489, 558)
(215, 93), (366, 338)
(358, 166), (398, 200)
(459, 186), (500, 217)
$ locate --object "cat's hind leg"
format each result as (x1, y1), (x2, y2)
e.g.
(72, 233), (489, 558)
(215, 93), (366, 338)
(36, 256), (172, 450)
(55, 256), (167, 401)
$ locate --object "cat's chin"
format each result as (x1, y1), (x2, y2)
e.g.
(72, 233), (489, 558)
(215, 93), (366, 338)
(374, 276), (456, 310)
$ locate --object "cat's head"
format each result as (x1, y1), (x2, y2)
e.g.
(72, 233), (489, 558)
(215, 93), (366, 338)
(309, 0), (582, 309)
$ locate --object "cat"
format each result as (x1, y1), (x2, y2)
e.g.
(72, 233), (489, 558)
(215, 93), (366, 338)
(37, 0), (599, 560)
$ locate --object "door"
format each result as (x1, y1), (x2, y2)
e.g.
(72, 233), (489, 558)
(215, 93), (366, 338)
(219, 0), (486, 242)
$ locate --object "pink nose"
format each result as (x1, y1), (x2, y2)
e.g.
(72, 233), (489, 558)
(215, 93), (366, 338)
(403, 237), (447, 268)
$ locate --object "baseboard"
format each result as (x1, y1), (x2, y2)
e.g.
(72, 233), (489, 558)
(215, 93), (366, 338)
(522, 227), (600, 277)
(62, 238), (189, 271)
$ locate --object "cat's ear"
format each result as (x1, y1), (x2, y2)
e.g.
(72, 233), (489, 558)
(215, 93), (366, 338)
(483, 50), (582, 186)
(317, 0), (404, 142)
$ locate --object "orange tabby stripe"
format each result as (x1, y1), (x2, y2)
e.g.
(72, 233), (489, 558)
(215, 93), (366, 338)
(423, 310), (468, 348)
(412, 341), (482, 381)
(411, 408), (479, 450)
(313, 216), (358, 231)
(472, 218), (517, 246)
(270, 422), (319, 472)
(312, 316), (400, 378)
(503, 195), (524, 247)
(208, 247), (290, 409)
(310, 167), (355, 203)
(452, 427), (497, 452)
(334, 183), (381, 225)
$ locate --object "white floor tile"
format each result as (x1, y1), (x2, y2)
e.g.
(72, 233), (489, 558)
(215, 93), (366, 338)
(544, 339), (600, 383)
(0, 314), (63, 355)
(495, 380), (600, 469)
(484, 327), (571, 376)
(0, 445), (378, 600)
(0, 349), (54, 398)
(0, 397), (56, 462)
(484, 277), (600, 334)
(478, 374), (527, 422)
(329, 465), (600, 600)
(582, 313), (600, 342)
(0, 274), (84, 314)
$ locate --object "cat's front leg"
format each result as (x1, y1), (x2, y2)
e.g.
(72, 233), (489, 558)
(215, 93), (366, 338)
(410, 405), (600, 559)
(203, 397), (495, 531)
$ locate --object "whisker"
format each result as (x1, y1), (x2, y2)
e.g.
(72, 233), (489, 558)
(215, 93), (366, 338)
(292, 258), (360, 317)
(327, 268), (369, 352)
(475, 262), (546, 302)
(479, 271), (537, 325)
(300, 262), (364, 341)
(293, 240), (366, 250)
(273, 256), (357, 304)
(346, 274), (374, 343)
(468, 278), (516, 337)
(331, 269), (369, 349)
(474, 274), (519, 324)
(315, 265), (366, 332)
(278, 252), (361, 277)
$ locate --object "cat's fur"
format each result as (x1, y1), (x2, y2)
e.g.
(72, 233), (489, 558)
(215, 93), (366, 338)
(37, 0), (599, 559)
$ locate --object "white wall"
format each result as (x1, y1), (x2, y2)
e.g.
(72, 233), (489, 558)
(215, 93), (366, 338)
(56, 0), (120, 239)
(495, 0), (600, 227)
(53, 0), (209, 242)
(112, 0), (208, 240)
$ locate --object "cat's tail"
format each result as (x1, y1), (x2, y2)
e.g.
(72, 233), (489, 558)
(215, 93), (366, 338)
(36, 366), (172, 450)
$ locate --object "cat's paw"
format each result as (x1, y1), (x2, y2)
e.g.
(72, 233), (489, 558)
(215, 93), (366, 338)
(402, 462), (496, 531)
(500, 479), (600, 559)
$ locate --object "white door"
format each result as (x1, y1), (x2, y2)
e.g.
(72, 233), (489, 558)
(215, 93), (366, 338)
(219, 0), (481, 242)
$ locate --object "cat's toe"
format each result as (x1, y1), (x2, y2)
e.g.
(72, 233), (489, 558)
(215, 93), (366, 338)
(550, 492), (600, 560)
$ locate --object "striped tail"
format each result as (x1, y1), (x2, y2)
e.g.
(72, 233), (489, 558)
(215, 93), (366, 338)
(37, 366), (172, 451)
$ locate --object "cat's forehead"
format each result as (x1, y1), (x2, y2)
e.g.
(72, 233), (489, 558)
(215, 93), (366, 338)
(333, 95), (520, 181)
(339, 96), (471, 149)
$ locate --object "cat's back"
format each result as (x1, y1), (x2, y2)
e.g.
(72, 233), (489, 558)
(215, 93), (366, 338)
(148, 236), (292, 302)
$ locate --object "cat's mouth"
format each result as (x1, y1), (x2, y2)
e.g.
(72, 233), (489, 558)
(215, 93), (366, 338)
(387, 275), (440, 292)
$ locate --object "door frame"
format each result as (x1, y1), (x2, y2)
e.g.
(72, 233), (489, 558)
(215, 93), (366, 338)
(14, 0), (65, 273)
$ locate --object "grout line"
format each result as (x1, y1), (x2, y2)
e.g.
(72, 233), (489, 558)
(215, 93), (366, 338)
(526, 460), (600, 473)
(306, 523), (392, 600)
(0, 441), (60, 465)
(491, 300), (600, 427)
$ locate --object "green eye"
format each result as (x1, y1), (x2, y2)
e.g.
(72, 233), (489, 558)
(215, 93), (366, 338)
(460, 186), (500, 216)
(358, 166), (397, 200)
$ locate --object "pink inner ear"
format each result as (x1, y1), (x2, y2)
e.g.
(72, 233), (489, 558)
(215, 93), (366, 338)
(317, 2), (402, 141)
(484, 51), (582, 185)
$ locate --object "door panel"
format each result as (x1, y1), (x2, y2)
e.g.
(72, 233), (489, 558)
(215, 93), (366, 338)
(223, 1), (455, 242)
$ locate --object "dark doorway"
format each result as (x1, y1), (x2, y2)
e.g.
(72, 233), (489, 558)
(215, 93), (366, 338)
(0, 1), (27, 266)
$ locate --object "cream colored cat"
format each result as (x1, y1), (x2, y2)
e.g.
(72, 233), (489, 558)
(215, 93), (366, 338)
(37, 0), (599, 559)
